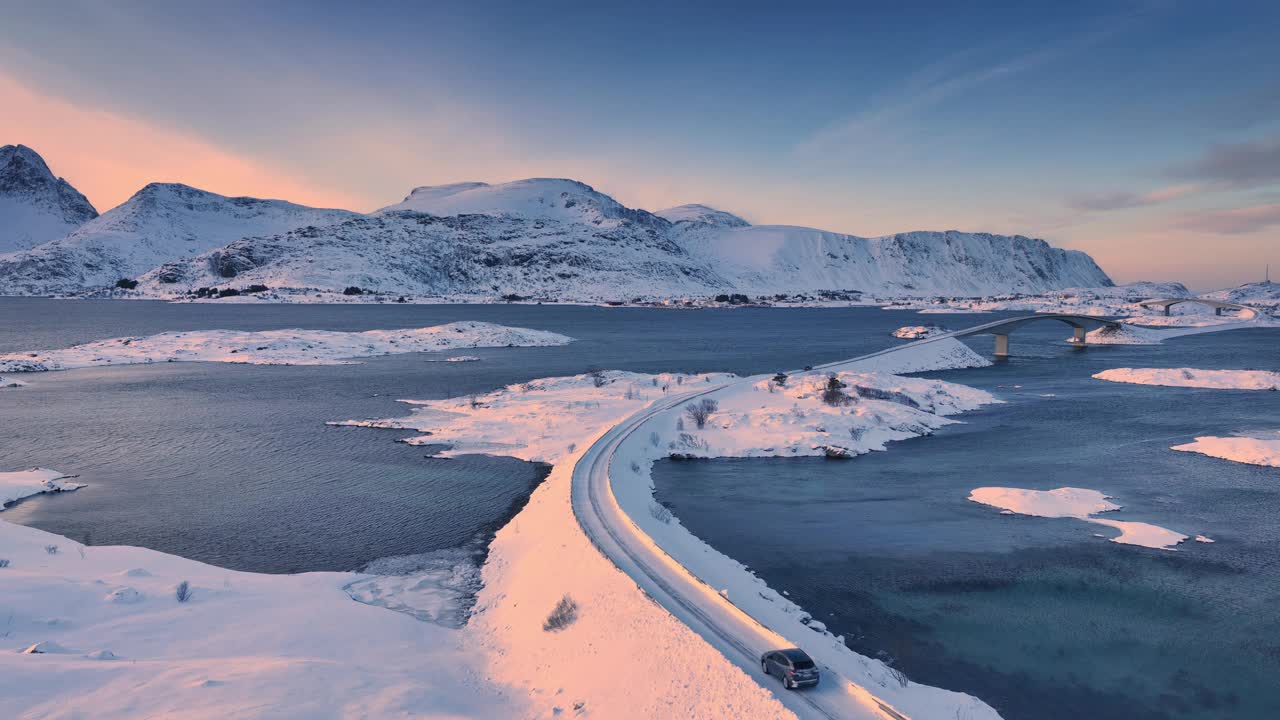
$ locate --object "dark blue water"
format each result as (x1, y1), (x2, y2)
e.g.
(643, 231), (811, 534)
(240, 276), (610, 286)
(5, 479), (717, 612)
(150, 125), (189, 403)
(654, 327), (1280, 720)
(0, 297), (998, 574)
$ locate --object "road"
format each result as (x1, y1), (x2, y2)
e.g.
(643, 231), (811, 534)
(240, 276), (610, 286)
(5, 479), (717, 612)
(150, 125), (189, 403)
(568, 332), (994, 719)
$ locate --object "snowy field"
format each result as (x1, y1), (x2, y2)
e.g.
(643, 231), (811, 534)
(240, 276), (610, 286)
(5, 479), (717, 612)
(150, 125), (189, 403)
(0, 321), (571, 372)
(1093, 367), (1280, 390)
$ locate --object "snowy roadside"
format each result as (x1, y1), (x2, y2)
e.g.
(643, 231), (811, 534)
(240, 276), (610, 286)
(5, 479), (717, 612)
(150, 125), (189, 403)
(0, 321), (571, 372)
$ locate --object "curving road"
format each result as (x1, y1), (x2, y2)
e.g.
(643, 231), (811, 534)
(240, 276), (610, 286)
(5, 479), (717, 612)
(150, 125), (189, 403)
(569, 328), (1011, 719)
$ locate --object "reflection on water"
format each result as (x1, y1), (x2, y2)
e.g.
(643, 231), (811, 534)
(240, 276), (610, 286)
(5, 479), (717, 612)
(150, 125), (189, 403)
(655, 328), (1280, 720)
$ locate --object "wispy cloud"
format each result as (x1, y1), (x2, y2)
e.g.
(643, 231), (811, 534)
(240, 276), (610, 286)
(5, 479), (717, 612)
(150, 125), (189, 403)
(795, 8), (1149, 162)
(1176, 202), (1280, 235)
(1067, 184), (1200, 211)
(1167, 134), (1280, 189)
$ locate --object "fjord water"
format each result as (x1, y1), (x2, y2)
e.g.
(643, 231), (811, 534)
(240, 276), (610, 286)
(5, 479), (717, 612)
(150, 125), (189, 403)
(0, 297), (976, 573)
(655, 326), (1280, 720)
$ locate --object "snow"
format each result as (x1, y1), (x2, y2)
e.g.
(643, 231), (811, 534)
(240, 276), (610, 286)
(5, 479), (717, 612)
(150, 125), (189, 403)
(967, 487), (1189, 550)
(1084, 316), (1275, 345)
(333, 339), (1004, 720)
(1093, 367), (1280, 390)
(0, 144), (98, 253)
(655, 203), (750, 227)
(1, 375), (28, 387)
(0, 467), (85, 508)
(0, 515), (527, 720)
(0, 321), (572, 372)
(891, 324), (947, 339)
(377, 178), (649, 229)
(0, 182), (358, 295)
(1171, 432), (1280, 468)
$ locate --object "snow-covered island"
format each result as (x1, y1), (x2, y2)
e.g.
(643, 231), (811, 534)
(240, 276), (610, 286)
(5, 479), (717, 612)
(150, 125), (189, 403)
(891, 324), (948, 339)
(1171, 432), (1280, 468)
(1, 468), (85, 508)
(0, 321), (572, 372)
(1093, 368), (1280, 390)
(967, 486), (1190, 550)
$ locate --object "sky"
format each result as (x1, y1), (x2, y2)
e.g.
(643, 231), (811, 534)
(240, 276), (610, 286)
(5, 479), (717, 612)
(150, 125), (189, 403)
(1, 0), (1277, 291)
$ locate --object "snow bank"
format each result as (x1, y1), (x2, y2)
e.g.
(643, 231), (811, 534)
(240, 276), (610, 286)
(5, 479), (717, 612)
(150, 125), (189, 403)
(967, 486), (1189, 550)
(1094, 367), (1280, 390)
(1, 375), (28, 387)
(834, 336), (992, 373)
(0, 518), (525, 719)
(891, 324), (947, 339)
(1172, 432), (1280, 468)
(0, 321), (572, 372)
(1, 468), (84, 508)
(1085, 318), (1272, 345)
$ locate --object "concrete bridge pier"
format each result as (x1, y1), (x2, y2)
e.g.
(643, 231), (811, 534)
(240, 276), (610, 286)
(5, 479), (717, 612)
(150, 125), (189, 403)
(994, 334), (1009, 357)
(1071, 326), (1087, 345)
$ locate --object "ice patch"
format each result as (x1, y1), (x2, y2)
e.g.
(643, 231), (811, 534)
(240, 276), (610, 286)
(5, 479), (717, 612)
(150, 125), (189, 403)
(1, 468), (84, 509)
(1171, 432), (1280, 468)
(345, 548), (484, 628)
(1094, 367), (1280, 390)
(968, 486), (1189, 550)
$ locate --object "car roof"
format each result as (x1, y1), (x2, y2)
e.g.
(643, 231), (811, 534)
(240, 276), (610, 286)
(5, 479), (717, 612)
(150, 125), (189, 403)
(778, 648), (813, 662)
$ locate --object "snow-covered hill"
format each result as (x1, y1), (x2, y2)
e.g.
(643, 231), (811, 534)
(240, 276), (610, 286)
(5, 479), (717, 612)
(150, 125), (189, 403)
(141, 209), (725, 299)
(0, 145), (98, 254)
(1202, 280), (1280, 309)
(0, 183), (358, 295)
(671, 223), (1112, 297)
(1, 165), (1114, 300)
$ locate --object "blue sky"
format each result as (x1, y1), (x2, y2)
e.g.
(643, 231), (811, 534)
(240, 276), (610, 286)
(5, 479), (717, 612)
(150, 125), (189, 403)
(2, 0), (1277, 289)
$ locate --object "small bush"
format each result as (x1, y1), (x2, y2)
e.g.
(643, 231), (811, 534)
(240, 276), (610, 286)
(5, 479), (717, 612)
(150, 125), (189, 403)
(175, 580), (192, 603)
(675, 417), (684, 431)
(216, 287), (240, 298)
(772, 372), (788, 387)
(684, 398), (719, 429)
(44, 544), (59, 555)
(343, 286), (365, 296)
(630, 460), (641, 473)
(649, 431), (661, 447)
(822, 375), (852, 406)
(0, 558), (10, 568)
(243, 284), (269, 294)
(649, 503), (673, 524)
(588, 369), (607, 388)
(114, 278), (138, 289)
(543, 595), (578, 632)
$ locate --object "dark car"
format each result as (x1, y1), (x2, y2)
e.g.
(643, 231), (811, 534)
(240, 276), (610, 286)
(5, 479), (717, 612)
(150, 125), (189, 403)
(761, 648), (820, 689)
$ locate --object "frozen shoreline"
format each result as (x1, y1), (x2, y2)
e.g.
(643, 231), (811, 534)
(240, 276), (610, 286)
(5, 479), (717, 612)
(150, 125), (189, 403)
(0, 321), (572, 372)
(1172, 432), (1280, 468)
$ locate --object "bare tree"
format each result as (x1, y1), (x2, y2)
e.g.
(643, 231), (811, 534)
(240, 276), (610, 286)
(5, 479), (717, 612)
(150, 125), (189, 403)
(684, 398), (719, 429)
(543, 595), (578, 631)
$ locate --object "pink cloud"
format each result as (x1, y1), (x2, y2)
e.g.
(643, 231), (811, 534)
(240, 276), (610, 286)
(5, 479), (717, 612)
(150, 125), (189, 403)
(1177, 203), (1280, 235)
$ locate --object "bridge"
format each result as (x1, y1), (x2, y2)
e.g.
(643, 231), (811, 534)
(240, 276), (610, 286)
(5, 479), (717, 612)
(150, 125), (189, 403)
(1138, 297), (1255, 317)
(944, 313), (1121, 357)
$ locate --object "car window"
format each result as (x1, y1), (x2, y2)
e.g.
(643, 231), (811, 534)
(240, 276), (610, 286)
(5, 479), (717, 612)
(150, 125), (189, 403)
(793, 660), (815, 670)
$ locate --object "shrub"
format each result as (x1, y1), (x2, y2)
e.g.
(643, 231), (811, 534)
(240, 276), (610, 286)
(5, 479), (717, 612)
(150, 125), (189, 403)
(684, 398), (718, 429)
(44, 544), (59, 555)
(114, 278), (138, 289)
(216, 287), (240, 298)
(649, 503), (673, 524)
(0, 558), (10, 568)
(588, 369), (607, 388)
(649, 431), (661, 447)
(629, 460), (641, 473)
(175, 580), (192, 603)
(853, 385), (920, 409)
(543, 595), (578, 631)
(343, 286), (365, 296)
(772, 372), (788, 387)
(243, 284), (269, 294)
(821, 375), (852, 406)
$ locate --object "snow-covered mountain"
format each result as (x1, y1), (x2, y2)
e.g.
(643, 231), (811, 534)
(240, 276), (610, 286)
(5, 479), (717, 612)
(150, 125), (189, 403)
(669, 222), (1112, 297)
(0, 145), (98, 254)
(141, 208), (725, 298)
(0, 164), (1113, 299)
(0, 183), (358, 295)
(138, 178), (1110, 300)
